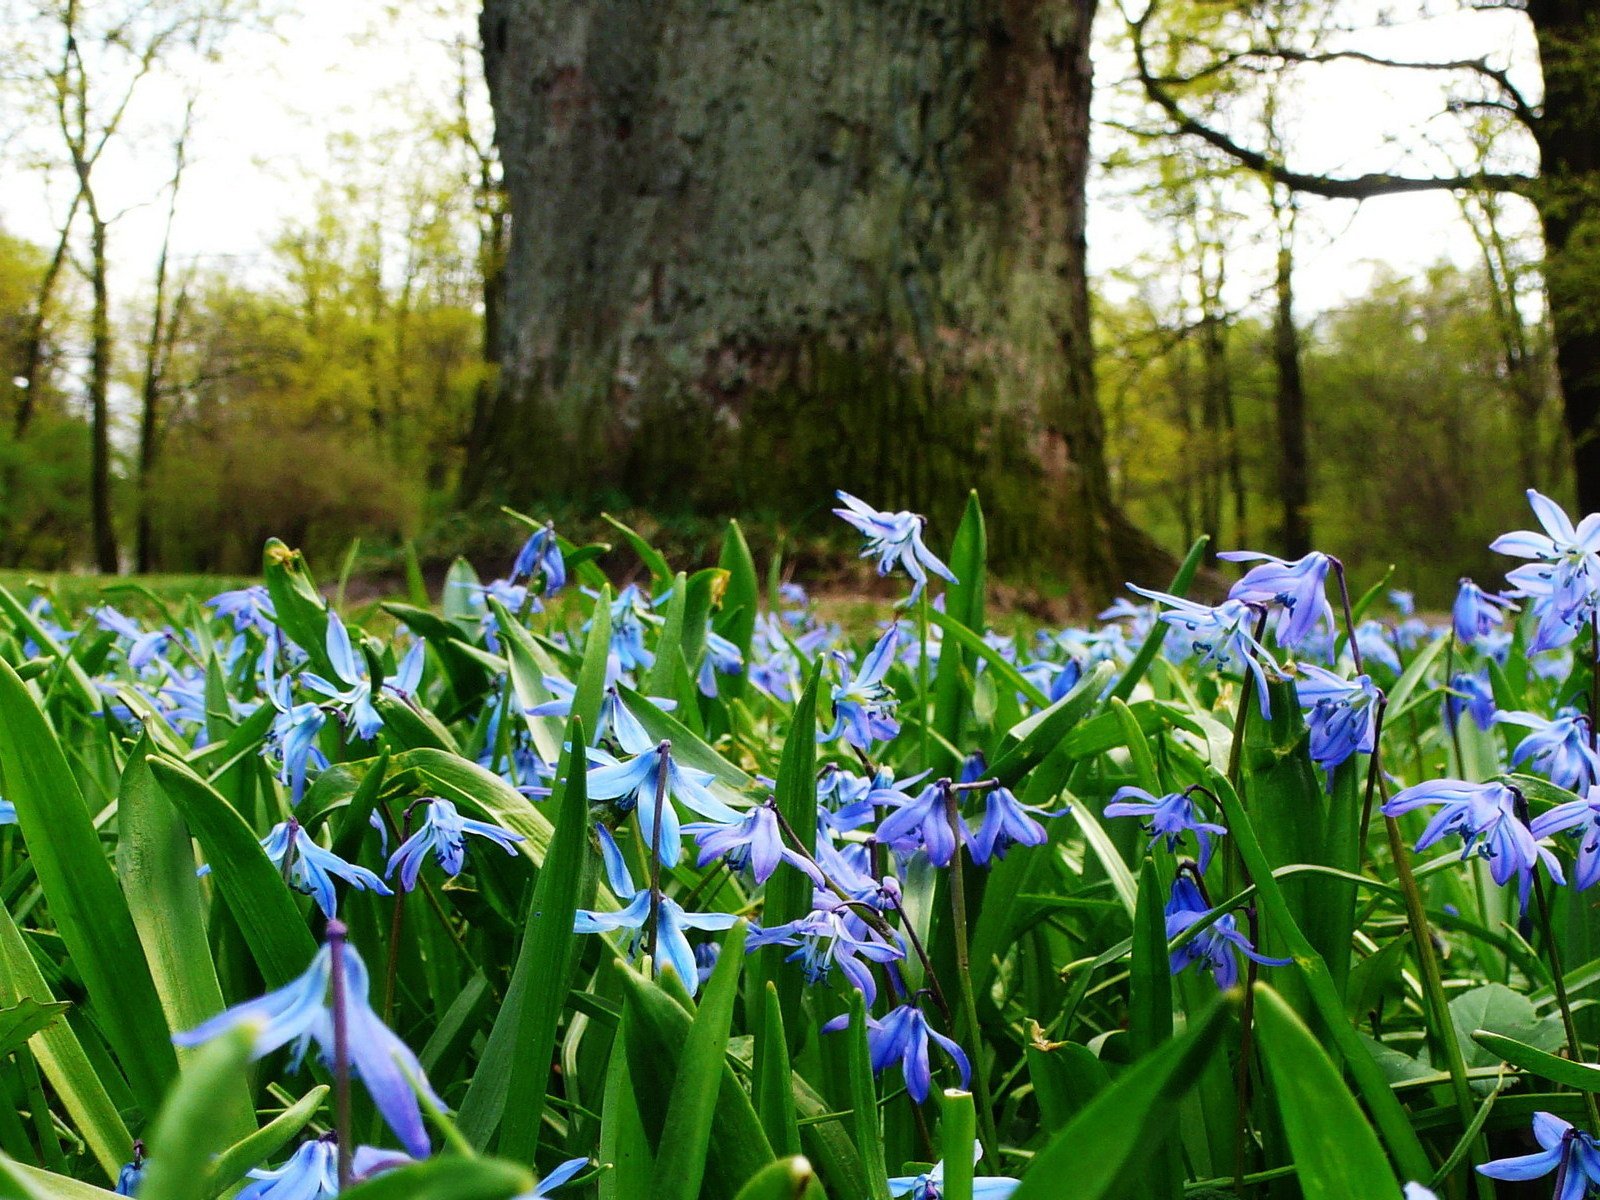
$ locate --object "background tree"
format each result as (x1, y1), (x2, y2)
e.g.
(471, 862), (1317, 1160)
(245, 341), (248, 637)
(474, 0), (1170, 595)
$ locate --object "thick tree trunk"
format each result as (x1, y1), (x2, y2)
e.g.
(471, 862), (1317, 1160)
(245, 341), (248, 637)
(1528, 2), (1600, 511)
(478, 0), (1170, 597)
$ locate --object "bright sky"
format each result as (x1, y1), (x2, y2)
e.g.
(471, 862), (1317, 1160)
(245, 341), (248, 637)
(0, 0), (1545, 320)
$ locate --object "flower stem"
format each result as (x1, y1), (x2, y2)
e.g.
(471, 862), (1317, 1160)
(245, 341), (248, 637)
(645, 741), (670, 974)
(1530, 858), (1600, 1132)
(326, 920), (354, 1190)
(279, 818), (299, 888)
(1233, 906), (1261, 1196)
(381, 803), (417, 1026)
(1444, 635), (1467, 777)
(918, 591), (931, 772)
(941, 781), (1000, 1169)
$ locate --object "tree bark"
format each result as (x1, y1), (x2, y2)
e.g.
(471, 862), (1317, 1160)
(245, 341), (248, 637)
(1527, 2), (1600, 510)
(87, 199), (118, 574)
(478, 0), (1170, 596)
(1270, 205), (1310, 558)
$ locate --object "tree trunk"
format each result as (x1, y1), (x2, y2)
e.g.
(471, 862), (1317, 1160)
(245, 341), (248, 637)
(1271, 236), (1310, 558)
(88, 201), (118, 574)
(1528, 2), (1600, 510)
(478, 0), (1170, 597)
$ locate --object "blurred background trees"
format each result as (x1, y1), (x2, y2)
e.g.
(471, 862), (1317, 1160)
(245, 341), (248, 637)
(0, 0), (1589, 604)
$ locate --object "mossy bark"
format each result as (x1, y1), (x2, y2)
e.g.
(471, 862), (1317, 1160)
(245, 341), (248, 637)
(475, 0), (1169, 596)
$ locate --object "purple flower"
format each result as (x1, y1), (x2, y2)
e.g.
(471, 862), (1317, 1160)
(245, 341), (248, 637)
(876, 781), (966, 867)
(685, 800), (811, 885)
(747, 892), (903, 1006)
(385, 797), (524, 891)
(1294, 665), (1379, 777)
(301, 612), (382, 741)
(257, 819), (391, 917)
(826, 627), (902, 750)
(573, 827), (738, 996)
(834, 490), (957, 605)
(511, 521), (566, 595)
(1477, 1111), (1600, 1200)
(1494, 489), (1600, 651)
(1453, 579), (1518, 643)
(1498, 710), (1600, 794)
(585, 740), (742, 868)
(1445, 672), (1498, 732)
(1382, 779), (1563, 906)
(1218, 549), (1334, 650)
(1127, 588), (1281, 718)
(825, 1003), (970, 1104)
(1532, 786), (1600, 891)
(1164, 877), (1289, 989)
(969, 787), (1059, 864)
(1105, 787), (1226, 871)
(175, 930), (442, 1157)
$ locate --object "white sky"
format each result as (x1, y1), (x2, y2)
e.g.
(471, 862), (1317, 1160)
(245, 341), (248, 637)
(0, 0), (1545, 322)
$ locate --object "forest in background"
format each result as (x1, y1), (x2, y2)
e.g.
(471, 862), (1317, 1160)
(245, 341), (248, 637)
(0, 0), (1572, 604)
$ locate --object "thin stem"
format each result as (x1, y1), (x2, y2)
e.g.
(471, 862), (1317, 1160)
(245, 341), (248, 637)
(1531, 861), (1600, 1132)
(326, 921), (354, 1191)
(1357, 698), (1389, 865)
(1233, 907), (1262, 1197)
(382, 805), (414, 1026)
(1445, 635), (1467, 778)
(1332, 558), (1364, 675)
(1590, 611), (1599, 757)
(645, 741), (670, 972)
(941, 781), (1000, 1167)
(279, 818), (299, 888)
(917, 592), (931, 772)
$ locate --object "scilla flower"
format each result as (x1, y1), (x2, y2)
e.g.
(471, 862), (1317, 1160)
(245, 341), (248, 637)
(237, 1137), (340, 1200)
(1497, 709), (1600, 794)
(1532, 786), (1600, 891)
(824, 1003), (970, 1104)
(826, 626), (902, 750)
(969, 787), (1059, 864)
(889, 1144), (1018, 1199)
(175, 926), (441, 1157)
(573, 826), (738, 995)
(510, 521), (566, 595)
(586, 739), (741, 867)
(1477, 1111), (1600, 1199)
(1165, 877), (1290, 989)
(1453, 578), (1517, 643)
(1382, 779), (1563, 907)
(1127, 589), (1281, 717)
(1218, 549), (1334, 650)
(386, 797), (524, 891)
(834, 490), (957, 605)
(1105, 787), (1226, 871)
(302, 612), (382, 741)
(1294, 664), (1379, 778)
(202, 819), (390, 918)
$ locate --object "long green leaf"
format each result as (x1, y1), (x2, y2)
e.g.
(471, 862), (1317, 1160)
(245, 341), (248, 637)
(207, 1086), (328, 1198)
(730, 1158), (826, 1200)
(0, 658), (176, 1112)
(135, 1027), (256, 1200)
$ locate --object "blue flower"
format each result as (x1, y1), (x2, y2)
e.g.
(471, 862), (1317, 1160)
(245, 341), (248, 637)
(1382, 779), (1563, 906)
(258, 820), (391, 917)
(1390, 590), (1416, 616)
(236, 1137), (339, 1200)
(697, 628), (745, 697)
(386, 797), (524, 891)
(573, 826), (738, 995)
(528, 678), (670, 754)
(833, 490), (957, 605)
(1127, 589), (1281, 717)
(685, 800), (801, 884)
(1477, 1111), (1600, 1200)
(876, 781), (966, 867)
(1453, 579), (1518, 643)
(1294, 665), (1379, 776)
(1532, 786), (1600, 891)
(383, 640), (426, 704)
(747, 892), (904, 1006)
(1164, 877), (1290, 989)
(92, 606), (172, 671)
(511, 521), (566, 596)
(854, 1003), (970, 1104)
(522, 1158), (589, 1198)
(1494, 489), (1600, 651)
(114, 1146), (145, 1196)
(1445, 672), (1498, 732)
(826, 627), (902, 750)
(604, 585), (660, 672)
(969, 787), (1059, 864)
(302, 613), (383, 741)
(1498, 710), (1600, 794)
(264, 672), (327, 803)
(175, 930), (442, 1157)
(1105, 787), (1227, 871)
(206, 585), (276, 636)
(0, 798), (15, 827)
(888, 1144), (1017, 1199)
(1219, 549), (1334, 650)
(587, 740), (742, 867)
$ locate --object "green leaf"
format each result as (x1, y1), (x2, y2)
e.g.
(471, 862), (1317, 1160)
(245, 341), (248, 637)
(572, 585), (614, 736)
(926, 608), (1048, 709)
(761, 663), (821, 1037)
(472, 720), (596, 1157)
(1451, 983), (1564, 1071)
(600, 1009), (656, 1200)
(602, 513), (674, 585)
(207, 1086), (329, 1197)
(939, 1090), (977, 1200)
(0, 998), (70, 1060)
(0, 657), (177, 1112)
(1130, 861), (1173, 1061)
(0, 584), (98, 709)
(843, 988), (891, 1200)
(1024, 1040), (1109, 1133)
(115, 742), (254, 1138)
(754, 983), (801, 1157)
(148, 755), (318, 988)
(713, 522), (759, 700)
(135, 1026), (257, 1200)
(263, 539), (333, 674)
(1471, 1029), (1600, 1090)
(0, 1160), (120, 1198)
(340, 1157), (535, 1200)
(930, 491), (986, 775)
(989, 662), (1116, 787)
(1013, 998), (1229, 1199)
(649, 573), (690, 697)
(0, 902), (131, 1179)
(730, 1158), (827, 1200)
(653, 921), (750, 1200)
(619, 964), (775, 1200)
(1253, 985), (1403, 1200)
